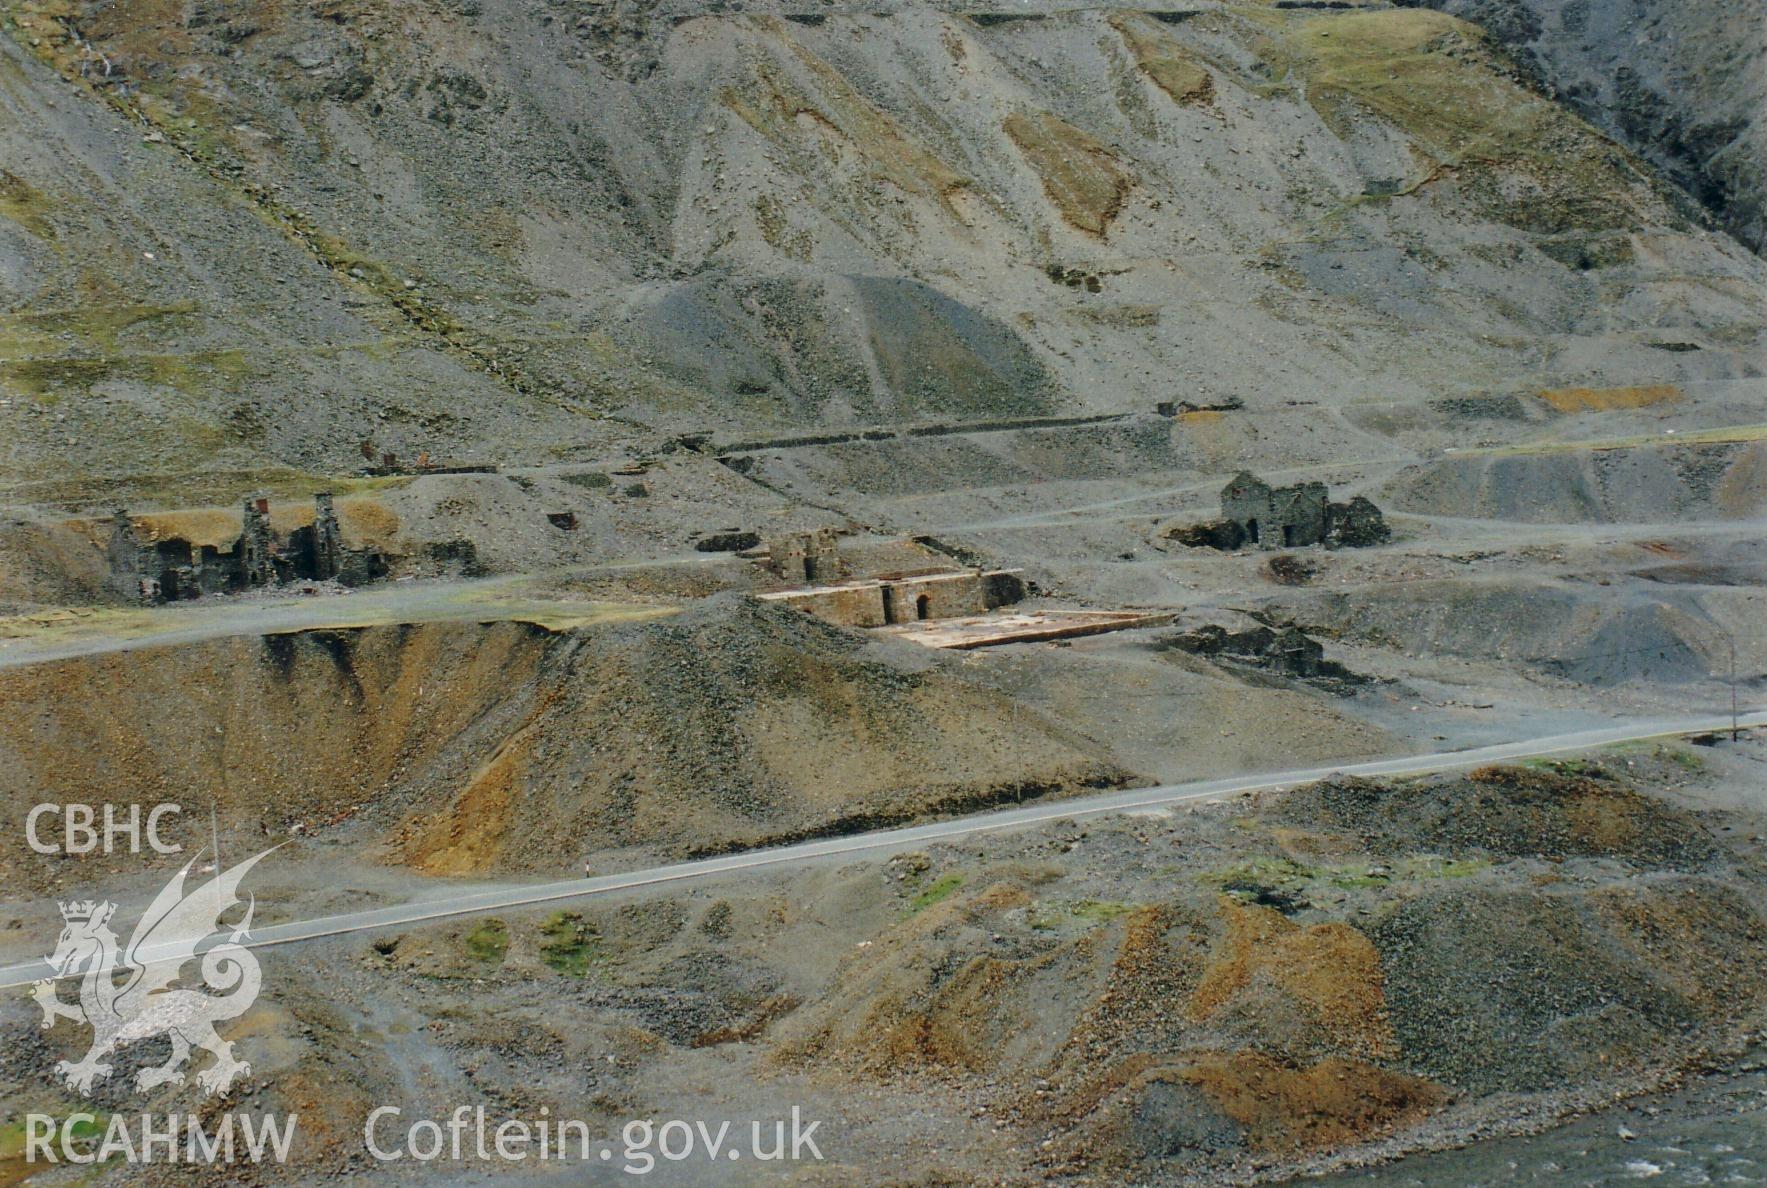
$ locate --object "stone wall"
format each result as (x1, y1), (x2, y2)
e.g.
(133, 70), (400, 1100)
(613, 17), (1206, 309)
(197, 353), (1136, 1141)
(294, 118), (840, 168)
(1328, 496), (1391, 547)
(1214, 472), (1385, 551)
(765, 528), (843, 583)
(760, 569), (1023, 628)
(108, 493), (386, 604)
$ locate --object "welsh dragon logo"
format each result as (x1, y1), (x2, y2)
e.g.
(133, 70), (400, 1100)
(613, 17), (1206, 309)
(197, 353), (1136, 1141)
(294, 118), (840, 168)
(32, 847), (276, 1097)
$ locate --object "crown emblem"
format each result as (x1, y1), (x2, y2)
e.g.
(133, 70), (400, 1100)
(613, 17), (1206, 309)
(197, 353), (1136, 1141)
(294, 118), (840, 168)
(58, 901), (102, 923)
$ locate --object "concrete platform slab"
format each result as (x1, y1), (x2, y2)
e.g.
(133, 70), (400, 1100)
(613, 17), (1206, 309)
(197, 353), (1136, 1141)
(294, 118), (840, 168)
(878, 609), (1174, 649)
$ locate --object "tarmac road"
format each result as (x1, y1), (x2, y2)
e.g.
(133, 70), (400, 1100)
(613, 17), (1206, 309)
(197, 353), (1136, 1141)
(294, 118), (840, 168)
(4, 708), (1761, 989)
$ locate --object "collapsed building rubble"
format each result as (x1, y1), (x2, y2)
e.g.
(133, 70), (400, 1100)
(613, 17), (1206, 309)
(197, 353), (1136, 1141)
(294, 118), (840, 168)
(357, 440), (497, 477)
(107, 494), (387, 604)
(1171, 471), (1390, 551)
(1157, 623), (1368, 693)
(693, 529), (762, 553)
(1156, 396), (1244, 417)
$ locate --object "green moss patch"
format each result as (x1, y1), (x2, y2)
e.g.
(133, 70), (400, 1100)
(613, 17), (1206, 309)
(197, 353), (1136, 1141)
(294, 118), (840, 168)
(1206, 855), (1316, 888)
(908, 872), (966, 912)
(0, 1109), (106, 1172)
(0, 346), (254, 401)
(539, 911), (600, 976)
(0, 169), (57, 238)
(0, 302), (200, 359)
(463, 918), (509, 964)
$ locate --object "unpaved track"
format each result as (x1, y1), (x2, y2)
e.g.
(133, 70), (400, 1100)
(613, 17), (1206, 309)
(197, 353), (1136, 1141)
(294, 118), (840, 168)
(921, 459), (1390, 533)
(5, 710), (1759, 989)
(0, 557), (716, 669)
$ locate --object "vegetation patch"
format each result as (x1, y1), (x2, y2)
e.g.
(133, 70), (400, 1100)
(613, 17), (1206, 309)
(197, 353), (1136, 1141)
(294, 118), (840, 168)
(1462, 423), (1767, 458)
(1536, 232), (1636, 270)
(0, 169), (57, 237)
(1295, 10), (1544, 159)
(1110, 12), (1215, 105)
(908, 871), (966, 912)
(1204, 855), (1315, 900)
(1290, 9), (1669, 233)
(1324, 856), (1486, 888)
(1538, 383), (1683, 413)
(1205, 849), (1488, 900)
(1600, 739), (1709, 774)
(0, 302), (199, 358)
(1070, 303), (1161, 327)
(1071, 898), (1136, 922)
(1031, 897), (1137, 929)
(0, 347), (254, 400)
(539, 911), (600, 976)
(1520, 756), (1599, 777)
(721, 48), (970, 216)
(463, 918), (509, 964)
(0, 1109), (106, 1171)
(1004, 110), (1134, 236)
(1652, 743), (1707, 773)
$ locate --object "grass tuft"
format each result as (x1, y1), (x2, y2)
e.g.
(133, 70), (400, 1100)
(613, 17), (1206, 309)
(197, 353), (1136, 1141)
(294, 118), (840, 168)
(908, 872), (965, 912)
(539, 911), (600, 976)
(463, 918), (509, 964)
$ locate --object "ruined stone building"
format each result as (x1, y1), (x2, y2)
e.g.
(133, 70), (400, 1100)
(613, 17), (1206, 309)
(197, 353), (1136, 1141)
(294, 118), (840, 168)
(1329, 494), (1389, 548)
(108, 493), (385, 604)
(308, 492), (345, 580)
(764, 528), (842, 583)
(239, 498), (276, 587)
(751, 527), (1028, 628)
(1213, 472), (1390, 550)
(1161, 623), (1366, 690)
(759, 568), (1027, 628)
(1220, 472), (1331, 549)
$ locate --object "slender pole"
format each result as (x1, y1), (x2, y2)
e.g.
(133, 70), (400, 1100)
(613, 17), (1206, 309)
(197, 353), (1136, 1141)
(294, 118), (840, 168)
(1734, 636), (1740, 743)
(212, 802), (223, 918)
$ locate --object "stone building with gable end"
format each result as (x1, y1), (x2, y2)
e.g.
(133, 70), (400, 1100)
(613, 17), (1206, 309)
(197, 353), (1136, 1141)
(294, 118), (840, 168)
(1205, 471), (1391, 551)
